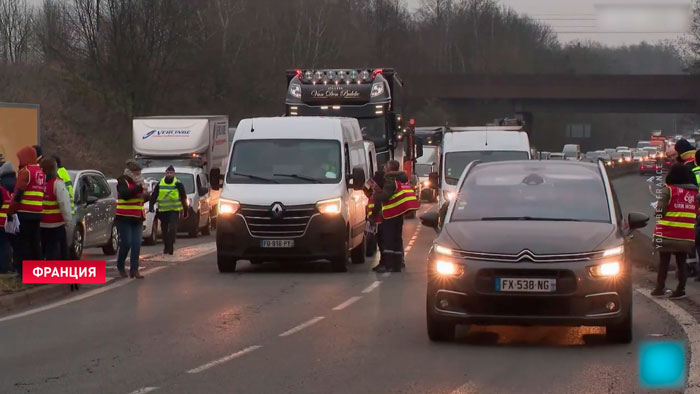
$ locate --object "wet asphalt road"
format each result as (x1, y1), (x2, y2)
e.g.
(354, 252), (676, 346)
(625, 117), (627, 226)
(0, 175), (689, 394)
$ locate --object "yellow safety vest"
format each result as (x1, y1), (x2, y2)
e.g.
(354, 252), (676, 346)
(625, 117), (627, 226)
(157, 177), (183, 212)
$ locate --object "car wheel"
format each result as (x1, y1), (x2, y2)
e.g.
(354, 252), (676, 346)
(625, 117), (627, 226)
(201, 215), (211, 236)
(70, 226), (84, 260)
(188, 211), (199, 238)
(426, 299), (455, 342)
(351, 235), (366, 265)
(102, 224), (118, 255)
(606, 309), (633, 344)
(331, 238), (349, 272)
(144, 219), (157, 246)
(217, 252), (237, 273)
(365, 233), (378, 257)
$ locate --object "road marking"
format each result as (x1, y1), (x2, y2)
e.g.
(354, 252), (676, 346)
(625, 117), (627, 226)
(186, 345), (262, 374)
(332, 296), (362, 311)
(279, 316), (325, 337)
(0, 266), (170, 323)
(381, 272), (391, 278)
(361, 281), (382, 294)
(636, 288), (700, 393)
(127, 387), (159, 394)
(449, 382), (479, 394)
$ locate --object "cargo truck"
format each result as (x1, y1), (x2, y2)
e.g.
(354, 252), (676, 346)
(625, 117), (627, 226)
(0, 102), (40, 167)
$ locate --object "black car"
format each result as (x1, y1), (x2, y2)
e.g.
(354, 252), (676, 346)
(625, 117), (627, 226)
(421, 161), (648, 343)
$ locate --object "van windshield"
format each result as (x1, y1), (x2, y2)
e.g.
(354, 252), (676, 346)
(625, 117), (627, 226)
(444, 151), (529, 185)
(227, 139), (342, 184)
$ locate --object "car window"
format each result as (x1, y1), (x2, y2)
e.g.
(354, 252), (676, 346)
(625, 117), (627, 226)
(86, 175), (111, 199)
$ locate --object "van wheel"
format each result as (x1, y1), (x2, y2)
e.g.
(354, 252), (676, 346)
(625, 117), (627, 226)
(331, 239), (349, 272)
(365, 233), (378, 257)
(201, 216), (211, 236)
(351, 236), (366, 264)
(217, 253), (237, 273)
(102, 224), (118, 255)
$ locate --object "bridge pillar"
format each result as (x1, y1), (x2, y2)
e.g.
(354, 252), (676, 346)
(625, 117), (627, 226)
(515, 111), (534, 137)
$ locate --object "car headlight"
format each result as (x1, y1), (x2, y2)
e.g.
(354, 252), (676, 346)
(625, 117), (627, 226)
(289, 83), (302, 98)
(588, 262), (620, 278)
(317, 197), (341, 215)
(219, 198), (240, 215)
(602, 245), (624, 257)
(370, 82), (384, 97)
(434, 244), (453, 256)
(443, 190), (456, 201)
(422, 180), (430, 187)
(435, 260), (463, 277)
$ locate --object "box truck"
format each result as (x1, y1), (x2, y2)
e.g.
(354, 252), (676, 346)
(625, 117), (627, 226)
(133, 116), (229, 236)
(0, 103), (40, 168)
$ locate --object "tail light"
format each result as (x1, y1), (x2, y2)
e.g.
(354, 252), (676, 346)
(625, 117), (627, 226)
(640, 165), (645, 170)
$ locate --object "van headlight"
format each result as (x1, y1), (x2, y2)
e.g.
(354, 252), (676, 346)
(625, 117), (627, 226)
(317, 198), (341, 215)
(219, 198), (240, 215)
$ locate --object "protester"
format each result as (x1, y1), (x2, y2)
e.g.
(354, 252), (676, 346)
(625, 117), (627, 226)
(8, 146), (44, 278)
(0, 156), (17, 272)
(149, 165), (188, 255)
(364, 170), (385, 272)
(372, 160), (419, 273)
(115, 159), (149, 279)
(652, 163), (698, 299)
(0, 182), (11, 273)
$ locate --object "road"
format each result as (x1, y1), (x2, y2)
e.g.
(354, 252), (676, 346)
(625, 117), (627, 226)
(0, 174), (690, 394)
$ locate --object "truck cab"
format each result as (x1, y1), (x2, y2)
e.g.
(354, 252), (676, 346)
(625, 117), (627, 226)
(211, 117), (369, 273)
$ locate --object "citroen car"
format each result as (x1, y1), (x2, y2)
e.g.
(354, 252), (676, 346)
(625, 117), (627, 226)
(420, 160), (649, 343)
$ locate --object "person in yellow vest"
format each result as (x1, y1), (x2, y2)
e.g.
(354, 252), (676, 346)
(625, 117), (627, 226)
(652, 163), (698, 300)
(149, 165), (188, 255)
(372, 160), (419, 273)
(115, 160), (149, 279)
(52, 155), (75, 213)
(8, 146), (45, 278)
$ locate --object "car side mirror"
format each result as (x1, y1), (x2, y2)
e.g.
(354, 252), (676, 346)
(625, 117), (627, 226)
(351, 167), (366, 191)
(420, 210), (439, 229)
(628, 212), (649, 229)
(86, 195), (99, 205)
(209, 168), (222, 191)
(428, 172), (439, 190)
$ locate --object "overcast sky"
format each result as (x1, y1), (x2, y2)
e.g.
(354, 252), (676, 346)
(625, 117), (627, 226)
(406, 0), (692, 46)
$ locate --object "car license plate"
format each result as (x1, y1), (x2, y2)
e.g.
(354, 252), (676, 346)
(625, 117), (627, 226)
(261, 240), (294, 248)
(496, 278), (556, 293)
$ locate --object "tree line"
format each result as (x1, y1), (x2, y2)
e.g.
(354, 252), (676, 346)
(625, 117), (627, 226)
(0, 0), (692, 172)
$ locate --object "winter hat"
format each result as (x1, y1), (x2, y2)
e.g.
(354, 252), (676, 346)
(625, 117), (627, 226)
(675, 139), (694, 155)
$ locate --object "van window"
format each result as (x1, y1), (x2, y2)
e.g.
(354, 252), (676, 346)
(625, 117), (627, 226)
(227, 139), (342, 184)
(444, 151), (530, 185)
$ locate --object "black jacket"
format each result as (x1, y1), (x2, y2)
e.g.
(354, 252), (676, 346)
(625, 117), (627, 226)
(149, 179), (188, 212)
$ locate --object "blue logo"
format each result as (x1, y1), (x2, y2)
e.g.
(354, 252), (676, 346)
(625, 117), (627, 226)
(142, 130), (157, 139)
(142, 129), (191, 139)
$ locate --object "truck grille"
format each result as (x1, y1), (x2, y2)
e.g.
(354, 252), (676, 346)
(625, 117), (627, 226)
(239, 204), (317, 238)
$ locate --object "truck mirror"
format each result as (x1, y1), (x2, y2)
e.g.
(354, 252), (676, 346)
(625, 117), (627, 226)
(428, 172), (439, 190)
(351, 167), (366, 191)
(416, 141), (424, 159)
(209, 168), (222, 190)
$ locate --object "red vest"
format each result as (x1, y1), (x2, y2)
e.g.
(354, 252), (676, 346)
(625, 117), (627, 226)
(382, 180), (419, 219)
(654, 185), (697, 242)
(367, 196), (382, 224)
(17, 164), (45, 214)
(0, 185), (10, 227)
(41, 177), (64, 225)
(116, 180), (145, 219)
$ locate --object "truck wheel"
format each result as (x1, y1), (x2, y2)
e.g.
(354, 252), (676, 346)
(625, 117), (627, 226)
(102, 224), (118, 255)
(365, 233), (378, 257)
(201, 216), (211, 236)
(351, 236), (366, 265)
(217, 253), (237, 273)
(331, 239), (349, 272)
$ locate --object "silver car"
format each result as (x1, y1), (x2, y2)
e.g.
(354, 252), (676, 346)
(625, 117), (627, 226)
(68, 170), (118, 259)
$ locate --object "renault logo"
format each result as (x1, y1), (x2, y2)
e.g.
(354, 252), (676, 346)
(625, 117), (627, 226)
(270, 202), (285, 218)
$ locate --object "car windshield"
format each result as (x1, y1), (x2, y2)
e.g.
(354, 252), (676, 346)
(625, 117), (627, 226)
(633, 152), (645, 157)
(358, 117), (387, 151)
(227, 139), (341, 184)
(444, 151), (529, 185)
(142, 172), (195, 194)
(451, 163), (611, 223)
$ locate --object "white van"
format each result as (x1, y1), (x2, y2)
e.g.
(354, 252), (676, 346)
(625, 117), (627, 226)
(562, 144), (581, 160)
(211, 117), (369, 273)
(440, 126), (530, 206)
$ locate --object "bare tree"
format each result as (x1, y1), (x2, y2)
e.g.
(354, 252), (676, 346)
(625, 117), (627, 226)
(0, 0), (35, 64)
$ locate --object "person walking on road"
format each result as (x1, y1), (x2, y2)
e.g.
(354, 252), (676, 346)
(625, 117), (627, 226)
(149, 165), (188, 255)
(116, 160), (149, 279)
(7, 146), (45, 278)
(652, 163), (698, 300)
(372, 160), (419, 273)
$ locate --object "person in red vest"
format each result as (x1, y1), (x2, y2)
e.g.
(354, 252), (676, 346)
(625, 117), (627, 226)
(115, 159), (149, 279)
(652, 163), (699, 300)
(0, 183), (12, 273)
(372, 160), (419, 273)
(7, 146), (45, 278)
(39, 158), (73, 260)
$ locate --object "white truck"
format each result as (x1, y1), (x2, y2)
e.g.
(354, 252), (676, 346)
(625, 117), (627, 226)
(133, 116), (229, 237)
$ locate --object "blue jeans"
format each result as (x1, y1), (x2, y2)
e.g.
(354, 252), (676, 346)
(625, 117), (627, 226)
(117, 220), (143, 274)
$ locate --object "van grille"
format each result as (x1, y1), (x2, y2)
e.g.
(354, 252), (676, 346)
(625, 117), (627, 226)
(239, 204), (317, 238)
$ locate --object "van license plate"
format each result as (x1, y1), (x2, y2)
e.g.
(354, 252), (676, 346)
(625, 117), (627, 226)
(261, 240), (294, 248)
(496, 278), (556, 293)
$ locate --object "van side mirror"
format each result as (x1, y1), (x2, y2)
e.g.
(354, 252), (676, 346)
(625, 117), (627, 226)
(209, 168), (222, 190)
(351, 167), (366, 191)
(428, 172), (439, 190)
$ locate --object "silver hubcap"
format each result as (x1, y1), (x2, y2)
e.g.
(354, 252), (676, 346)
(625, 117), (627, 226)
(111, 227), (118, 249)
(74, 231), (82, 256)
